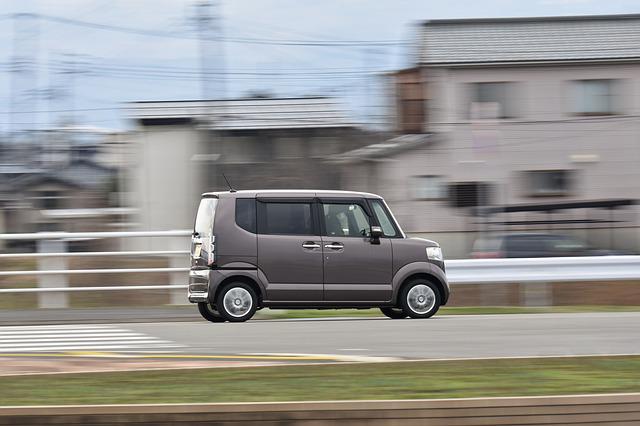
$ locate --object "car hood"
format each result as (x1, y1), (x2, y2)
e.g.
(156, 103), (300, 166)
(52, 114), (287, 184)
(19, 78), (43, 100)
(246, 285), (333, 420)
(408, 237), (440, 247)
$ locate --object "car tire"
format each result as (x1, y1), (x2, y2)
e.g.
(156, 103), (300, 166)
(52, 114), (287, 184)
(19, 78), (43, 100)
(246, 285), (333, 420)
(216, 282), (258, 322)
(197, 302), (226, 323)
(380, 307), (408, 319)
(399, 279), (441, 319)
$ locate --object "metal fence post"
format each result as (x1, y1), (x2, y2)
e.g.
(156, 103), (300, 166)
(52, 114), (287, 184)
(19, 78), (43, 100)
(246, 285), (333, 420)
(169, 237), (189, 305)
(37, 239), (69, 309)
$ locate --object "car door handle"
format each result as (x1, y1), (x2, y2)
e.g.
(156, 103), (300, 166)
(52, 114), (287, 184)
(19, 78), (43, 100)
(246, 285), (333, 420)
(302, 242), (321, 249)
(324, 243), (344, 250)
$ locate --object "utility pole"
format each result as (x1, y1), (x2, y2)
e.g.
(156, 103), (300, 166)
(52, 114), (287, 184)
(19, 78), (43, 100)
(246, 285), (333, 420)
(191, 0), (226, 191)
(9, 13), (40, 143)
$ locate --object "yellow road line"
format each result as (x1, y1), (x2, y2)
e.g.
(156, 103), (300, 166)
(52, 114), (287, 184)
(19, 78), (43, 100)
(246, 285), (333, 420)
(0, 352), (341, 361)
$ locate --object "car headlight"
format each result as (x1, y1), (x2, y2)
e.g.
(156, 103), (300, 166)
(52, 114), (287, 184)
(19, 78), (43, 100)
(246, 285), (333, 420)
(426, 246), (443, 262)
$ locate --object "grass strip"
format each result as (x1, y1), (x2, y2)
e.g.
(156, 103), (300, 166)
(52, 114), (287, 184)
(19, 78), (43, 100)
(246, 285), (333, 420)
(1, 356), (639, 406)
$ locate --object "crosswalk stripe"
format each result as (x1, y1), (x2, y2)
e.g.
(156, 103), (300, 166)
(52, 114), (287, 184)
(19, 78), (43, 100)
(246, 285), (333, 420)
(0, 333), (144, 339)
(0, 324), (116, 330)
(0, 337), (161, 344)
(0, 344), (183, 352)
(0, 329), (133, 335)
(0, 324), (183, 353)
(0, 340), (172, 348)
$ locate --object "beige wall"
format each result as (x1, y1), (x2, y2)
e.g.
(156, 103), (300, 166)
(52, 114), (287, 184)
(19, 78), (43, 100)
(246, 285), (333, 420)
(344, 63), (640, 258)
(130, 126), (206, 239)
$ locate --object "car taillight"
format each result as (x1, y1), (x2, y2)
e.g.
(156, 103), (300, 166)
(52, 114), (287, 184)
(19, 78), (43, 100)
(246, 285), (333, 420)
(207, 235), (216, 266)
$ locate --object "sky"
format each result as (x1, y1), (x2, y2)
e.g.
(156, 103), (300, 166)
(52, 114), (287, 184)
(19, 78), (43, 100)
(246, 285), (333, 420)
(1, 0), (640, 131)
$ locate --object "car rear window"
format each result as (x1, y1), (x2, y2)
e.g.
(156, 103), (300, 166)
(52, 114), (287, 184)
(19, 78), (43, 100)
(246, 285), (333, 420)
(505, 235), (550, 252)
(235, 198), (256, 233)
(472, 236), (501, 252)
(194, 197), (218, 237)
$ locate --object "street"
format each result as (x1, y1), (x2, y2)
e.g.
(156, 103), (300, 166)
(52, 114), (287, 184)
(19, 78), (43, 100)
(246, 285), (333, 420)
(5, 312), (637, 360)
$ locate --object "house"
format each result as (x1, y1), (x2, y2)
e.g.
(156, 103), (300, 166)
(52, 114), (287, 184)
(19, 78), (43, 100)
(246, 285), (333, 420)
(342, 14), (640, 258)
(125, 96), (375, 233)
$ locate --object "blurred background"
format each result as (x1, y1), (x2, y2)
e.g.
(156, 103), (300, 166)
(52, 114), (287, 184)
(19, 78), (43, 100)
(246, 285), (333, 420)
(1, 0), (640, 309)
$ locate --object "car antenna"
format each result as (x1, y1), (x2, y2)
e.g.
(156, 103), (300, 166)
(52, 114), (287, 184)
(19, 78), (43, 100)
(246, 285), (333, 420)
(222, 174), (237, 193)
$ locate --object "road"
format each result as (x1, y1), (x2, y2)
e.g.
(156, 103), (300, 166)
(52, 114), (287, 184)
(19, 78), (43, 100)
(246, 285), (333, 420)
(8, 312), (633, 360)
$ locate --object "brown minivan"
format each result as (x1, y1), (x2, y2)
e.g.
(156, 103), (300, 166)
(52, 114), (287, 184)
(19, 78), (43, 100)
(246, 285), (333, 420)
(189, 190), (449, 322)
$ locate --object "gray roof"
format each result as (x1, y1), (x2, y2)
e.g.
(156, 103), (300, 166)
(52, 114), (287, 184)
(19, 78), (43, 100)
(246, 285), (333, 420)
(418, 14), (640, 65)
(127, 97), (354, 130)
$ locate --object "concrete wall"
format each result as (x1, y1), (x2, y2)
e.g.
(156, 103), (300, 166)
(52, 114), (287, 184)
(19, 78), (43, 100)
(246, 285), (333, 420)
(131, 125), (205, 232)
(2, 394), (639, 425)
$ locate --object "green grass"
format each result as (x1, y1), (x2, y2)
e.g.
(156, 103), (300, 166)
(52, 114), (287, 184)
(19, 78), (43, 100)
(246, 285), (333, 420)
(1, 356), (639, 406)
(257, 305), (640, 319)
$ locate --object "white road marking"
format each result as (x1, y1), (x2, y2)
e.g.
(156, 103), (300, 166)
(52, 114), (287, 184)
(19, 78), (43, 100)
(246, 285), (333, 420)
(0, 324), (183, 353)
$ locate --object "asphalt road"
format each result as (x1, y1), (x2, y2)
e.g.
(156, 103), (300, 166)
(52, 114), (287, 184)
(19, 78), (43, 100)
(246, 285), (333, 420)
(120, 312), (640, 359)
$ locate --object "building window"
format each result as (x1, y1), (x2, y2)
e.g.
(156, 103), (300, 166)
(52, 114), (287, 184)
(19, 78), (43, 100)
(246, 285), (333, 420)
(572, 79), (617, 116)
(469, 82), (517, 119)
(38, 191), (60, 209)
(525, 170), (573, 196)
(412, 175), (446, 200)
(448, 182), (492, 208)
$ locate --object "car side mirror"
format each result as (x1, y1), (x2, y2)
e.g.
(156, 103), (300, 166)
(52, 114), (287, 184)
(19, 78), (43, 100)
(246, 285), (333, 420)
(370, 226), (383, 244)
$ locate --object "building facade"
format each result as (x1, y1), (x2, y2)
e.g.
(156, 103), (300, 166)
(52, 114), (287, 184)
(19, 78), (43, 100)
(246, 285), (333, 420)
(125, 97), (375, 235)
(344, 14), (640, 257)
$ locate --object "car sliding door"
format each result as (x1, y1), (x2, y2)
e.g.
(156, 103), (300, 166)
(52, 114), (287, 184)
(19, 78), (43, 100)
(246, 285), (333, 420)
(256, 198), (323, 302)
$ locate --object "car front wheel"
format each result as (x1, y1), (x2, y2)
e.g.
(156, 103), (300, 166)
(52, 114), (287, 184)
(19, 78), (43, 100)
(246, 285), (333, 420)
(399, 279), (441, 319)
(216, 282), (258, 322)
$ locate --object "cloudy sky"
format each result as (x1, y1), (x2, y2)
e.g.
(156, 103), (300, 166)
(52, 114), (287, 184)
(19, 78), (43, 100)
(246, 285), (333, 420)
(1, 0), (639, 131)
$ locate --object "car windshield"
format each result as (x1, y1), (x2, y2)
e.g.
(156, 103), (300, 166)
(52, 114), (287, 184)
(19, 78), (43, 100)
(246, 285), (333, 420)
(552, 235), (588, 251)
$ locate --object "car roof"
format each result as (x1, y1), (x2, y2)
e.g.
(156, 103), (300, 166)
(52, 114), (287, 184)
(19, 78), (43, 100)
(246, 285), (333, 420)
(201, 189), (383, 199)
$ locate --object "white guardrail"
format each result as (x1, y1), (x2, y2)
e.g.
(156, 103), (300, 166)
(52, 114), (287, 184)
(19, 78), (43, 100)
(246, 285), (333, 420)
(1, 230), (640, 308)
(0, 230), (192, 308)
(445, 256), (640, 284)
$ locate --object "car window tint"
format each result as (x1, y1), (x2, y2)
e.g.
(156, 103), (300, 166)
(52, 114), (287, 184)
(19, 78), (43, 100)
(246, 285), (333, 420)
(263, 202), (313, 235)
(370, 200), (397, 237)
(506, 235), (549, 252)
(323, 203), (370, 237)
(235, 198), (256, 233)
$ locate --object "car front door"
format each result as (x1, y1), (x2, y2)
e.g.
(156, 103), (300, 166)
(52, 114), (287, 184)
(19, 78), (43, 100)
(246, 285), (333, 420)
(320, 199), (392, 302)
(256, 198), (323, 302)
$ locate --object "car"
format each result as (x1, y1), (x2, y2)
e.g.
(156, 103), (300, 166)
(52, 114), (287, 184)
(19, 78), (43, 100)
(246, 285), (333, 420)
(188, 189), (449, 322)
(471, 233), (629, 258)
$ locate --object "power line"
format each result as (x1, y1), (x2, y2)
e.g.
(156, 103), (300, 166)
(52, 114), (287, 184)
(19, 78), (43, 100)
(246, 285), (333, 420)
(24, 13), (406, 46)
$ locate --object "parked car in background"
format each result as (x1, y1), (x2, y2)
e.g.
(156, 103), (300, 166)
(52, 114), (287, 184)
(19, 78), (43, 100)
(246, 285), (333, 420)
(471, 233), (631, 258)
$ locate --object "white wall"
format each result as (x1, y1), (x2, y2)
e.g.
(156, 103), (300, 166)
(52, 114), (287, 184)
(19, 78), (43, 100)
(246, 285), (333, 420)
(129, 125), (207, 248)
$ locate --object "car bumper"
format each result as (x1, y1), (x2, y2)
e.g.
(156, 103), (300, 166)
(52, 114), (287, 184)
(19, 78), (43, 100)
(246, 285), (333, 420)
(187, 269), (210, 303)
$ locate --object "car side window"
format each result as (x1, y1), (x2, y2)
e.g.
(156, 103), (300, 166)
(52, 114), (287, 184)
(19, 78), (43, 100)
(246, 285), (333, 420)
(370, 200), (397, 237)
(259, 202), (314, 235)
(323, 203), (370, 237)
(235, 198), (256, 233)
